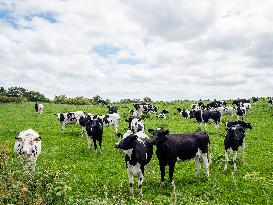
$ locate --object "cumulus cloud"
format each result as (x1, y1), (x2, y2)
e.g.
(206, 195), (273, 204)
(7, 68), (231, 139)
(0, 0), (272, 101)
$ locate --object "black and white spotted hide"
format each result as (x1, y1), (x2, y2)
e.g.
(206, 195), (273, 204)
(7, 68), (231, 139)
(194, 110), (221, 131)
(115, 132), (153, 197)
(86, 118), (103, 151)
(35, 102), (44, 114)
(125, 117), (145, 133)
(14, 129), (41, 167)
(157, 109), (169, 118)
(54, 111), (85, 133)
(177, 108), (194, 119)
(236, 107), (246, 121)
(224, 125), (246, 171)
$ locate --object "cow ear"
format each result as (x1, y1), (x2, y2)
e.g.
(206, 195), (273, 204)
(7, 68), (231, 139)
(34, 137), (41, 141)
(148, 129), (154, 133)
(164, 130), (170, 135)
(117, 133), (123, 138)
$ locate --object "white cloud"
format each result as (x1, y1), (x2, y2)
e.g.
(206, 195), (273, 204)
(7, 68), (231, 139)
(0, 0), (272, 101)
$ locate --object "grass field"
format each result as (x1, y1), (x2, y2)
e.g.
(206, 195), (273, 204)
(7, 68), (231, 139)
(0, 100), (272, 204)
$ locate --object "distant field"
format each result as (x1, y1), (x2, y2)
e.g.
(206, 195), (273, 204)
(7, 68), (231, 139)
(0, 100), (272, 204)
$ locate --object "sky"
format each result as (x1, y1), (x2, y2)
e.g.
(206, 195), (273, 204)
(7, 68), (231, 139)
(0, 0), (272, 101)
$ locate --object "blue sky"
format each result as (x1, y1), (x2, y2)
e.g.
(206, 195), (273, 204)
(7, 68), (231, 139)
(0, 0), (272, 101)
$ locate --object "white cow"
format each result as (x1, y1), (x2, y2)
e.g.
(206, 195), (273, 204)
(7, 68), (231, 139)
(35, 102), (44, 114)
(14, 129), (41, 167)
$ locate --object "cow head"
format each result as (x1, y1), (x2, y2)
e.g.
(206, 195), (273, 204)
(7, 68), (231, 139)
(177, 108), (182, 113)
(54, 113), (64, 122)
(115, 134), (137, 151)
(148, 127), (169, 145)
(130, 118), (143, 133)
(14, 129), (41, 161)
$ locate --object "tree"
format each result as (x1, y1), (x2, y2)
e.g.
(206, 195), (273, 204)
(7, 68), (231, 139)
(0, 87), (6, 96)
(7, 87), (27, 97)
(25, 91), (49, 102)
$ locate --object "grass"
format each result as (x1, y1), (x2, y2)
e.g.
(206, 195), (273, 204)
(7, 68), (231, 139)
(0, 100), (272, 204)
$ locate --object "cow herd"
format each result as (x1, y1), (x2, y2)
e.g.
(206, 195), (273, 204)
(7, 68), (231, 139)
(14, 97), (272, 198)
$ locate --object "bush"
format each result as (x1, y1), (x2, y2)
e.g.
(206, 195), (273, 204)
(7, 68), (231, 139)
(0, 96), (27, 103)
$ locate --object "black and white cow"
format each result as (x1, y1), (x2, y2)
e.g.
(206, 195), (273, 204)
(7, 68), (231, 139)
(86, 118), (103, 151)
(128, 109), (139, 118)
(232, 99), (250, 106)
(125, 117), (145, 133)
(240, 102), (251, 111)
(98, 99), (109, 106)
(226, 121), (252, 131)
(107, 105), (119, 114)
(14, 129), (41, 167)
(115, 131), (153, 197)
(35, 102), (44, 114)
(177, 108), (194, 119)
(236, 106), (246, 121)
(206, 100), (226, 109)
(210, 106), (234, 116)
(133, 103), (158, 115)
(193, 110), (221, 131)
(224, 125), (246, 171)
(252, 97), (259, 103)
(148, 127), (210, 186)
(54, 111), (85, 132)
(157, 109), (169, 118)
(191, 102), (205, 111)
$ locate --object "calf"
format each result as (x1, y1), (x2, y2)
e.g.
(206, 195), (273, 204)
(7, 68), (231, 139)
(194, 110), (221, 131)
(177, 108), (194, 119)
(236, 106), (246, 121)
(148, 127), (210, 186)
(35, 102), (44, 114)
(224, 125), (246, 171)
(54, 111), (85, 132)
(115, 131), (153, 197)
(86, 118), (103, 150)
(125, 117), (145, 133)
(157, 109), (169, 118)
(14, 129), (41, 167)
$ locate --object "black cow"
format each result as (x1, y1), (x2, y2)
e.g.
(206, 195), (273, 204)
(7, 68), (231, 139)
(115, 131), (153, 197)
(177, 108), (195, 119)
(232, 99), (250, 106)
(148, 128), (210, 186)
(86, 118), (103, 151)
(193, 110), (221, 131)
(224, 125), (246, 171)
(98, 99), (109, 106)
(252, 97), (259, 103)
(226, 121), (252, 131)
(107, 106), (119, 114)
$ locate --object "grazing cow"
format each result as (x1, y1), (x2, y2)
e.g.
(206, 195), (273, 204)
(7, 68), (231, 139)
(157, 109), (169, 118)
(240, 102), (251, 111)
(14, 129), (41, 167)
(236, 107), (246, 121)
(193, 110), (221, 131)
(177, 108), (194, 119)
(98, 99), (108, 106)
(35, 102), (44, 114)
(125, 117), (145, 133)
(86, 118), (103, 150)
(226, 121), (252, 131)
(206, 100), (226, 109)
(54, 111), (85, 132)
(224, 125), (246, 171)
(232, 99), (250, 106)
(133, 103), (158, 114)
(148, 127), (210, 186)
(115, 131), (153, 197)
(128, 109), (139, 118)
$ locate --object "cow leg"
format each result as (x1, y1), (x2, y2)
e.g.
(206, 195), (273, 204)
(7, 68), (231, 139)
(215, 122), (219, 132)
(145, 163), (150, 183)
(202, 153), (209, 179)
(204, 122), (207, 130)
(159, 163), (165, 186)
(233, 151), (237, 172)
(87, 135), (91, 149)
(199, 122), (202, 130)
(127, 170), (134, 197)
(242, 139), (245, 165)
(138, 166), (144, 198)
(169, 163), (175, 187)
(61, 123), (65, 133)
(98, 139), (102, 152)
(224, 150), (229, 171)
(195, 156), (201, 177)
(114, 122), (118, 135)
(93, 139), (97, 150)
(81, 126), (85, 138)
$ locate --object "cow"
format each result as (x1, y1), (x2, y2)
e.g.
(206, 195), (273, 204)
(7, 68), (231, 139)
(191, 102), (205, 111)
(148, 127), (210, 187)
(224, 125), (246, 171)
(226, 121), (252, 131)
(115, 131), (153, 197)
(252, 97), (259, 103)
(98, 99), (108, 106)
(128, 109), (139, 118)
(236, 106), (246, 121)
(125, 117), (145, 133)
(14, 129), (41, 167)
(268, 97), (272, 108)
(210, 106), (234, 116)
(79, 113), (94, 137)
(232, 99), (250, 106)
(157, 109), (169, 119)
(193, 110), (221, 131)
(240, 102), (251, 111)
(54, 111), (85, 133)
(206, 100), (226, 109)
(107, 105), (119, 114)
(177, 108), (195, 119)
(133, 103), (158, 115)
(35, 102), (44, 114)
(86, 118), (103, 151)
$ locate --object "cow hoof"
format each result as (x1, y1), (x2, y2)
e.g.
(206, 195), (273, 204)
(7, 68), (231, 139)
(139, 193), (143, 199)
